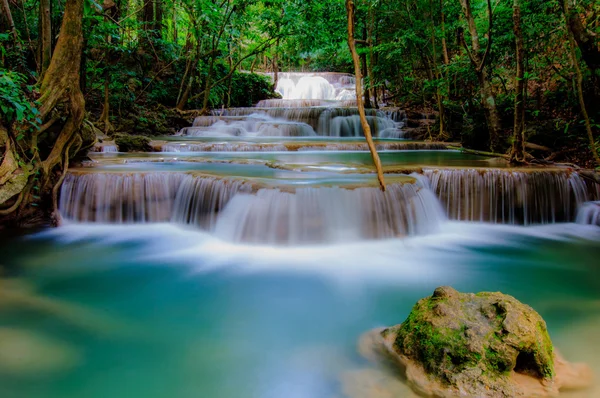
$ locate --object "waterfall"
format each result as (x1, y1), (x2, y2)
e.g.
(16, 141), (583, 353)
(161, 143), (289, 152)
(60, 168), (599, 243)
(60, 173), (186, 223)
(328, 115), (396, 137)
(160, 142), (449, 152)
(576, 202), (600, 226)
(185, 107), (402, 137)
(59, 172), (445, 244)
(213, 183), (445, 245)
(424, 169), (594, 224)
(272, 72), (357, 101)
(101, 145), (118, 153)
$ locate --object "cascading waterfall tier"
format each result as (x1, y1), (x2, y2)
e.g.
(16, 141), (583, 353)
(159, 141), (451, 153)
(270, 72), (356, 100)
(197, 107), (401, 137)
(424, 168), (597, 224)
(59, 171), (445, 244)
(576, 202), (600, 226)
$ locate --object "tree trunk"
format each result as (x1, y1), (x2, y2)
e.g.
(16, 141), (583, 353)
(143, 0), (153, 31)
(172, 0), (178, 43)
(154, 0), (163, 40)
(510, 0), (526, 164)
(459, 0), (501, 151)
(361, 26), (372, 109)
(367, 4), (378, 109)
(1, 0), (88, 224)
(273, 38), (280, 92)
(0, 0), (18, 44)
(202, 56), (216, 112)
(429, 0), (448, 140)
(564, 0), (600, 166)
(99, 0), (116, 134)
(440, 0), (450, 65)
(39, 0), (52, 78)
(562, 0), (600, 72)
(346, 0), (385, 191)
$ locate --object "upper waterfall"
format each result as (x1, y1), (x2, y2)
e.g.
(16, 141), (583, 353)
(272, 72), (356, 100)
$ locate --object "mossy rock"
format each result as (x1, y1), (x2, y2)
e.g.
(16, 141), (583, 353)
(359, 286), (592, 397)
(114, 133), (152, 152)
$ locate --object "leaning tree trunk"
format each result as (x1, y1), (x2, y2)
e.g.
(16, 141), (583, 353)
(346, 0), (386, 191)
(510, 0), (526, 164)
(0, 0), (88, 225)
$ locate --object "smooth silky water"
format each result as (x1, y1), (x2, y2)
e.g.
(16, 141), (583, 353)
(0, 223), (599, 398)
(2, 72), (600, 397)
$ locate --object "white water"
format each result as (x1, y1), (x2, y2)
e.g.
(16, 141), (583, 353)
(274, 73), (356, 101)
(60, 173), (445, 244)
(213, 183), (445, 244)
(425, 169), (593, 224)
(576, 201), (600, 226)
(59, 169), (599, 244)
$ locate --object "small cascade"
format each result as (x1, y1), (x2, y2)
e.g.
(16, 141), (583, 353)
(214, 183), (445, 244)
(424, 169), (595, 224)
(576, 202), (600, 226)
(102, 145), (118, 153)
(183, 107), (403, 138)
(328, 115), (396, 137)
(183, 115), (318, 137)
(256, 99), (336, 108)
(59, 172), (445, 244)
(161, 143), (289, 152)
(160, 141), (449, 152)
(60, 173), (186, 223)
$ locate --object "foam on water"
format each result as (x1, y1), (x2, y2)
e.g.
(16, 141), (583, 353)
(576, 201), (600, 226)
(59, 173), (444, 244)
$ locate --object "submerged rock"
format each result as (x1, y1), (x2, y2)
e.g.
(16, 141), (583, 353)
(359, 286), (592, 397)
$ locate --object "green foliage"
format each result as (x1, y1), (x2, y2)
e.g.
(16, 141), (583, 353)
(0, 69), (40, 128)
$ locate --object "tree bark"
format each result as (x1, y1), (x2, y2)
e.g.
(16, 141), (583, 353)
(346, 0), (386, 191)
(39, 0), (52, 78)
(440, 0), (450, 65)
(361, 26), (372, 109)
(510, 0), (526, 164)
(99, 0), (116, 134)
(1, 0), (88, 223)
(564, 0), (600, 166)
(561, 0), (600, 72)
(459, 0), (501, 151)
(367, 4), (378, 109)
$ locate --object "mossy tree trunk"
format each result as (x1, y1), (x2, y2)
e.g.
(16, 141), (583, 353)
(346, 0), (386, 191)
(0, 0), (89, 226)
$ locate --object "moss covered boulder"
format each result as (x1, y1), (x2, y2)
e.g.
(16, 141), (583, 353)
(359, 286), (592, 397)
(114, 133), (152, 152)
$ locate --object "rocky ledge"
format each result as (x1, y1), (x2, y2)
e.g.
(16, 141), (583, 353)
(359, 286), (592, 397)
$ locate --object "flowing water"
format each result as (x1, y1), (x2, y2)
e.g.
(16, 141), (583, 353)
(1, 72), (600, 398)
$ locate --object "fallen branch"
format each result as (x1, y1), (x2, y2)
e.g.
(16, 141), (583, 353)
(447, 145), (510, 159)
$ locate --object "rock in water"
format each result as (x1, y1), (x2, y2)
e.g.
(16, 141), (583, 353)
(359, 286), (592, 397)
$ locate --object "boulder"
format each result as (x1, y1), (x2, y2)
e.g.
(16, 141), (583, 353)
(114, 133), (152, 152)
(359, 286), (592, 397)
